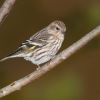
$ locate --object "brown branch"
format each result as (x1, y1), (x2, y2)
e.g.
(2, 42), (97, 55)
(0, 25), (100, 98)
(0, 0), (16, 23)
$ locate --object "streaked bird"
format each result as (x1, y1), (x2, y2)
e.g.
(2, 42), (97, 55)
(0, 20), (66, 66)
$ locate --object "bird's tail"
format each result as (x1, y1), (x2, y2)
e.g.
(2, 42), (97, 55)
(0, 47), (24, 62)
(0, 56), (14, 62)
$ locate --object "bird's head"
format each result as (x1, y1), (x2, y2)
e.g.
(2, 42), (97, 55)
(47, 20), (66, 35)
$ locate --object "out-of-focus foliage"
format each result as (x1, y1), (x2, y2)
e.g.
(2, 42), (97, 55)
(0, 0), (100, 100)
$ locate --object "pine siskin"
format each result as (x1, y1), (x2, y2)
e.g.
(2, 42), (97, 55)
(0, 20), (66, 66)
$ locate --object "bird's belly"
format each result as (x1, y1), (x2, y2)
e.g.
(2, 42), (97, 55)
(31, 55), (51, 65)
(24, 50), (52, 65)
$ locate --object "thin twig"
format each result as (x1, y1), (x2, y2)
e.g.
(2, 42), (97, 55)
(0, 0), (16, 23)
(0, 25), (100, 98)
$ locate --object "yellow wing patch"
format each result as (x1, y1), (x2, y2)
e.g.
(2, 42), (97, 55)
(28, 46), (36, 51)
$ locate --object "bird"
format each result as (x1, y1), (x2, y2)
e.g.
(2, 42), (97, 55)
(0, 20), (66, 67)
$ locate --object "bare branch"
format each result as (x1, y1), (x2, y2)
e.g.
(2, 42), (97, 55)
(0, 25), (100, 98)
(0, 0), (16, 23)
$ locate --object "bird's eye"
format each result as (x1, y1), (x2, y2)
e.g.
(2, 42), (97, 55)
(56, 27), (60, 30)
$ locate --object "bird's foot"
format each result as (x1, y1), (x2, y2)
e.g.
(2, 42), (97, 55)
(36, 65), (41, 70)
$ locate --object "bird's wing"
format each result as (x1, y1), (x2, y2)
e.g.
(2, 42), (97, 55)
(6, 29), (49, 56)
(23, 28), (50, 49)
(29, 28), (51, 42)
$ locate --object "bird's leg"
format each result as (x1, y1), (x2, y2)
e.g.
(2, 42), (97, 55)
(36, 64), (41, 70)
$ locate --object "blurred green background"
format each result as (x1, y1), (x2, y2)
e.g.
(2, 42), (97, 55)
(0, 0), (100, 100)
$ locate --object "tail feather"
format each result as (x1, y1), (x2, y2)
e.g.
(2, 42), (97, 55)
(0, 56), (13, 62)
(0, 47), (24, 62)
